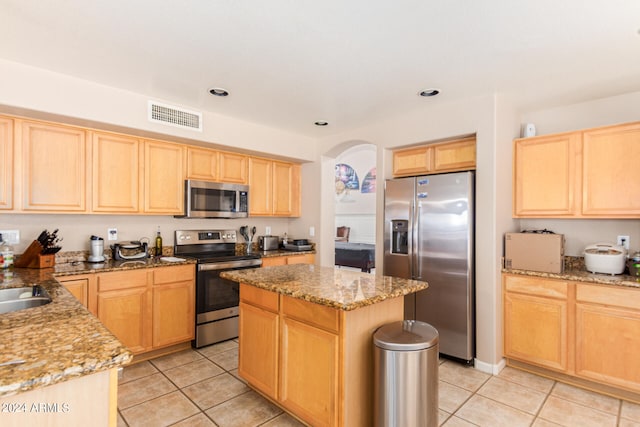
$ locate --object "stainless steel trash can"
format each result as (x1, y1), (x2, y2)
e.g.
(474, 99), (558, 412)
(374, 320), (439, 427)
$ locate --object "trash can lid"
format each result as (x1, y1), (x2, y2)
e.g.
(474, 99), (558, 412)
(373, 320), (439, 351)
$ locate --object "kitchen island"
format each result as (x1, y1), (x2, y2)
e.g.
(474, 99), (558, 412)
(221, 264), (428, 427)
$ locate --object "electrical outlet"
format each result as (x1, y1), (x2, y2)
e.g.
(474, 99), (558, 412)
(265, 226), (271, 235)
(309, 226), (315, 237)
(617, 235), (630, 250)
(108, 228), (118, 241)
(0, 230), (20, 245)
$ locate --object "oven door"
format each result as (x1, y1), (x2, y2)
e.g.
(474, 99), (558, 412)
(196, 262), (257, 323)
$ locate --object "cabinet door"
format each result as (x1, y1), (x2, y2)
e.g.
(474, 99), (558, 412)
(97, 286), (152, 354)
(60, 278), (89, 307)
(21, 120), (88, 211)
(92, 132), (140, 212)
(0, 117), (13, 210)
(504, 291), (568, 372)
(393, 146), (432, 176)
(280, 316), (339, 426)
(248, 157), (273, 216)
(152, 280), (195, 348)
(143, 140), (184, 214)
(186, 147), (218, 181)
(261, 256), (286, 267)
(239, 301), (279, 398)
(273, 162), (300, 217)
(575, 303), (640, 391)
(219, 151), (247, 184)
(434, 137), (476, 171)
(286, 254), (314, 265)
(513, 132), (581, 217)
(582, 122), (640, 216)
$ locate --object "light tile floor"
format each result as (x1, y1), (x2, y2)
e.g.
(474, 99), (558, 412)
(117, 340), (640, 427)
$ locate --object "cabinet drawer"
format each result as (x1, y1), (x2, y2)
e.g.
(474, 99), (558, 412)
(282, 296), (339, 333)
(240, 283), (279, 312)
(97, 269), (149, 292)
(504, 275), (568, 299)
(576, 284), (640, 310)
(153, 264), (195, 285)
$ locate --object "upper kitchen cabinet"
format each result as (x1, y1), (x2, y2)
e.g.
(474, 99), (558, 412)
(513, 121), (640, 218)
(218, 151), (248, 184)
(143, 140), (185, 214)
(513, 132), (581, 217)
(582, 122), (640, 217)
(249, 157), (301, 217)
(186, 146), (219, 181)
(92, 131), (141, 213)
(0, 117), (13, 210)
(19, 120), (89, 212)
(392, 137), (476, 177)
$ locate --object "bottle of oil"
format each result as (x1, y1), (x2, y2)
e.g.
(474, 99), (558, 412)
(155, 226), (163, 258)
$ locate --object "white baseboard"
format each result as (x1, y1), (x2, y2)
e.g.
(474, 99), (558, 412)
(474, 357), (506, 375)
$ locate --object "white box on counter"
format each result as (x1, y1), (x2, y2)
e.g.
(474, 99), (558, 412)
(504, 232), (565, 274)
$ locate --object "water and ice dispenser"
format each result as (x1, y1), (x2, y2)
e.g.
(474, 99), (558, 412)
(391, 220), (408, 255)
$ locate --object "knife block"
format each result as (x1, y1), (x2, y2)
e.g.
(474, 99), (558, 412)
(14, 240), (56, 268)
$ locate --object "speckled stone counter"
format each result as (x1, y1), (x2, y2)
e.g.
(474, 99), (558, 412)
(503, 267), (640, 288)
(257, 249), (316, 258)
(0, 257), (195, 398)
(221, 264), (427, 311)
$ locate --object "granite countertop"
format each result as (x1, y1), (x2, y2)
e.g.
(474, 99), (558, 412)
(503, 267), (640, 288)
(0, 257), (196, 398)
(255, 249), (316, 258)
(221, 264), (427, 311)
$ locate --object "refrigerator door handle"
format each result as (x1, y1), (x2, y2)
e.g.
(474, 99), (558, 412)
(412, 201), (421, 280)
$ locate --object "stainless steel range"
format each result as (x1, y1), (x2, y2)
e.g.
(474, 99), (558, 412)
(174, 229), (262, 348)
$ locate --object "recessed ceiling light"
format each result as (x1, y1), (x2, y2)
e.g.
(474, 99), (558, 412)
(314, 121), (329, 126)
(419, 89), (440, 97)
(209, 87), (229, 97)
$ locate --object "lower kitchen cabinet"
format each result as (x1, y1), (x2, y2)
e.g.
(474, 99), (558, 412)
(58, 264), (195, 356)
(152, 265), (195, 348)
(238, 283), (402, 426)
(238, 299), (279, 398)
(575, 283), (640, 392)
(504, 273), (640, 396)
(503, 275), (569, 372)
(261, 253), (315, 267)
(58, 275), (90, 307)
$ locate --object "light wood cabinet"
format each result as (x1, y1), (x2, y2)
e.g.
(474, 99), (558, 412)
(503, 275), (570, 372)
(582, 122), (640, 216)
(392, 137), (476, 177)
(261, 253), (315, 267)
(249, 157), (301, 217)
(239, 285), (280, 398)
(0, 117), (13, 210)
(143, 140), (185, 214)
(504, 273), (640, 397)
(219, 151), (248, 184)
(238, 283), (403, 426)
(513, 132), (581, 217)
(19, 120), (89, 212)
(59, 276), (90, 307)
(92, 131), (141, 213)
(575, 284), (640, 392)
(186, 146), (219, 181)
(152, 265), (195, 348)
(96, 269), (152, 354)
(513, 121), (640, 218)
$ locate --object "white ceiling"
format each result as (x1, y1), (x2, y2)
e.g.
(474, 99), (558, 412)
(2, 1), (640, 137)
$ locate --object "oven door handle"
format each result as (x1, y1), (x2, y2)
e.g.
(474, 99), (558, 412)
(198, 259), (262, 271)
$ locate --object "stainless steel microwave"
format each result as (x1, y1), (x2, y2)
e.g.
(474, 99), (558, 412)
(176, 180), (249, 218)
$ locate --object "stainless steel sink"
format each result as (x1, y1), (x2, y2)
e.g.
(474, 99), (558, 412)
(0, 286), (52, 314)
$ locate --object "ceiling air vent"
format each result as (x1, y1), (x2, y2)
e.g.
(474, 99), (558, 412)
(148, 101), (202, 131)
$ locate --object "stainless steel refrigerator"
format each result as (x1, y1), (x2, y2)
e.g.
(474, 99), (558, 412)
(383, 171), (475, 363)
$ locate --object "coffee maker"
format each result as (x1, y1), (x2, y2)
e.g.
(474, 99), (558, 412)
(87, 235), (105, 263)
